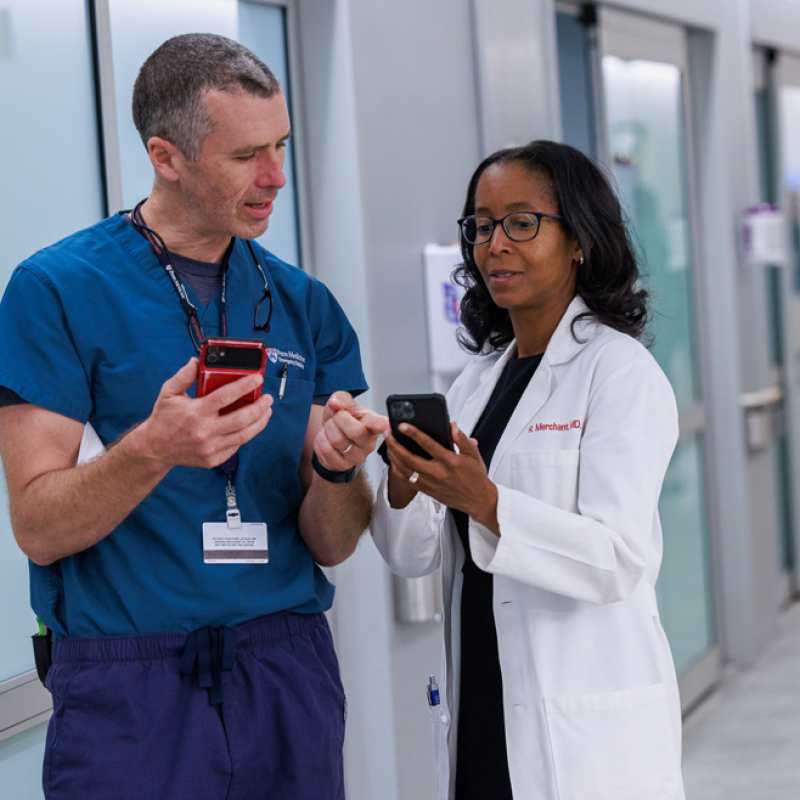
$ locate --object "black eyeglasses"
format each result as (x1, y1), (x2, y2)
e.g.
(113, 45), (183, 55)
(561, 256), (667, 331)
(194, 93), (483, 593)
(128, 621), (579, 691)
(458, 212), (562, 245)
(247, 241), (273, 334)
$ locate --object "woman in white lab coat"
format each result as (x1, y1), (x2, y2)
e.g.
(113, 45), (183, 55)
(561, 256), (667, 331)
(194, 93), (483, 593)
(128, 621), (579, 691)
(371, 140), (685, 800)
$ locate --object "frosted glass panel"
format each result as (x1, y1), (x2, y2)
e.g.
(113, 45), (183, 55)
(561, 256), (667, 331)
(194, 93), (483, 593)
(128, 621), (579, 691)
(778, 85), (800, 364)
(0, 0), (104, 684)
(757, 84), (795, 572)
(239, 2), (300, 267)
(107, 0), (238, 209)
(656, 435), (715, 673)
(603, 56), (698, 411)
(603, 53), (716, 675)
(0, 0), (104, 288)
(107, 0), (300, 266)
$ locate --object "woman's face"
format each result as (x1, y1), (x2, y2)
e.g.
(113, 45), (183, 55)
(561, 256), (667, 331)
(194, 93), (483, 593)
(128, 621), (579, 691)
(472, 161), (580, 321)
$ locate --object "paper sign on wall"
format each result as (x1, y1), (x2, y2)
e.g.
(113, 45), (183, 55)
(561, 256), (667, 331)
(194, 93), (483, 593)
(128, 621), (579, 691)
(741, 204), (789, 266)
(422, 243), (472, 376)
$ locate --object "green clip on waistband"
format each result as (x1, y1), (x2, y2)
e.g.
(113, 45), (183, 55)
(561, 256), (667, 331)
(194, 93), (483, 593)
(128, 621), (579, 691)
(32, 618), (53, 686)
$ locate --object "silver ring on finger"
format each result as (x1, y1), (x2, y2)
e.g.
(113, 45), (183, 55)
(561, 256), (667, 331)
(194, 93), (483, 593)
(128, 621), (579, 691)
(340, 443), (353, 454)
(408, 471), (419, 484)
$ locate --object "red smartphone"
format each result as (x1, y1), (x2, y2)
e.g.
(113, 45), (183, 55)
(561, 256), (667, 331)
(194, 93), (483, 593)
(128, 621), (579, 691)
(196, 337), (267, 415)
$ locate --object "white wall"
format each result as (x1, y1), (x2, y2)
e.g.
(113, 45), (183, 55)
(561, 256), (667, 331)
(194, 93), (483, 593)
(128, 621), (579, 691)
(296, 0), (480, 796)
(752, 0), (800, 51)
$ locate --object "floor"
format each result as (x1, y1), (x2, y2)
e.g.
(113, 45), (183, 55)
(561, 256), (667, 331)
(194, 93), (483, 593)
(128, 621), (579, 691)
(682, 603), (800, 800)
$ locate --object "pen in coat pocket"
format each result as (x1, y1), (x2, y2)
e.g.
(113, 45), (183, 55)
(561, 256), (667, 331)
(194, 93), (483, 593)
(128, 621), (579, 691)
(427, 675), (440, 707)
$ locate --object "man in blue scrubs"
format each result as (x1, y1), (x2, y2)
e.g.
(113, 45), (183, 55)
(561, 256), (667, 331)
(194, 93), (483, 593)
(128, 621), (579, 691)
(0, 34), (380, 799)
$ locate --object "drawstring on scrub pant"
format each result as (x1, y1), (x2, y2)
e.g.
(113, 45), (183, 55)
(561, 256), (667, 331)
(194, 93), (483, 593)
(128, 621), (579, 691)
(180, 626), (237, 705)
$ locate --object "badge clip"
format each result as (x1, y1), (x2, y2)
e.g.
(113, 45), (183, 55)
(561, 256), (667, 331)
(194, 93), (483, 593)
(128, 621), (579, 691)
(225, 482), (243, 529)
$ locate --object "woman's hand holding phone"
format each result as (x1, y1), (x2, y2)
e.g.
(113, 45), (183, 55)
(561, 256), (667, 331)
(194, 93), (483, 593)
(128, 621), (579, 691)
(385, 422), (500, 536)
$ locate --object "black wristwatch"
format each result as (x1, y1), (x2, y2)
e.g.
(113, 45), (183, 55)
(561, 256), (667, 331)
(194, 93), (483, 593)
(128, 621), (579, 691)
(311, 452), (361, 484)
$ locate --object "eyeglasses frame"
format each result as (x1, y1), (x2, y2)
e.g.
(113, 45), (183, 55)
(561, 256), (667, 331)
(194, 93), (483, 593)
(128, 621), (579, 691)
(458, 211), (563, 245)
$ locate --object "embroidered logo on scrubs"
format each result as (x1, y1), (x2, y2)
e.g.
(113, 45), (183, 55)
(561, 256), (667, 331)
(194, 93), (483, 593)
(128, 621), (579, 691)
(530, 419), (582, 433)
(275, 349), (306, 370)
(267, 348), (278, 363)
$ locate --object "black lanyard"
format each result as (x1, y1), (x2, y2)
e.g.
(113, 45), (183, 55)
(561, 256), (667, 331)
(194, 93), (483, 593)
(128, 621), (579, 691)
(128, 200), (273, 353)
(127, 201), (277, 507)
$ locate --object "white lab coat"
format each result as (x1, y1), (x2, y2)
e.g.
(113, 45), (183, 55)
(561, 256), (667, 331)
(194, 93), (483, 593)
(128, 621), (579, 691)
(371, 297), (685, 800)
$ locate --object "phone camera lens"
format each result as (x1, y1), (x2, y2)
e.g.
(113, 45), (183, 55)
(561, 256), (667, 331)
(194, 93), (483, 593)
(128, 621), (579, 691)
(208, 346), (219, 355)
(391, 401), (415, 420)
(207, 354), (218, 363)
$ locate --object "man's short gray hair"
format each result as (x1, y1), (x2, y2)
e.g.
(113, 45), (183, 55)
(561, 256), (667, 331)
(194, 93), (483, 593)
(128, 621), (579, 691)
(133, 33), (281, 162)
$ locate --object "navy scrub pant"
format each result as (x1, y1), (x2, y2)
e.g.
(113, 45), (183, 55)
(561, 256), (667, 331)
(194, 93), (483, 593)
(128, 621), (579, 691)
(43, 612), (346, 800)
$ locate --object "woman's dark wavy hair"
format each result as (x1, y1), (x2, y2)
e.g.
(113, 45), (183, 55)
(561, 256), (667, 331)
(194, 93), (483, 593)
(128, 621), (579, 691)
(454, 140), (647, 353)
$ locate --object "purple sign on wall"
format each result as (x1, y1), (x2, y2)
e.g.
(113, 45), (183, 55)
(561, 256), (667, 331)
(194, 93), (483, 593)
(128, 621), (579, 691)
(443, 283), (460, 324)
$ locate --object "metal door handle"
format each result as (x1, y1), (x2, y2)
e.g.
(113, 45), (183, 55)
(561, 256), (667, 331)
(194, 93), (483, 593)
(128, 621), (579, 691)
(740, 385), (784, 450)
(739, 385), (783, 409)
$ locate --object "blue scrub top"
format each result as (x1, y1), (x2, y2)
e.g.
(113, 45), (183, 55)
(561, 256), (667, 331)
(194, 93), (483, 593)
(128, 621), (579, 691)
(0, 214), (368, 638)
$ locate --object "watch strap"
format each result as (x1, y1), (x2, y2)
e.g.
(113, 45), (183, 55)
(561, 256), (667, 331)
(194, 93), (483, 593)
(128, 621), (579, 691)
(311, 451), (359, 483)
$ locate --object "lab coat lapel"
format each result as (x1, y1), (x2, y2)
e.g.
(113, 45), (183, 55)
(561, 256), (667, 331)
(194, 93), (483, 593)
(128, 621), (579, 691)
(487, 296), (594, 477)
(487, 359), (552, 477)
(456, 347), (515, 438)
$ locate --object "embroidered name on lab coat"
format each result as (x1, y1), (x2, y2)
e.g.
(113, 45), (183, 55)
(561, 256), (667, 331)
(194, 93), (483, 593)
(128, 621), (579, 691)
(529, 420), (582, 432)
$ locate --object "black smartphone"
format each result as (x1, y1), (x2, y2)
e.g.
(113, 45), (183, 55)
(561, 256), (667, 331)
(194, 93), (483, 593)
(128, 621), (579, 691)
(386, 393), (454, 460)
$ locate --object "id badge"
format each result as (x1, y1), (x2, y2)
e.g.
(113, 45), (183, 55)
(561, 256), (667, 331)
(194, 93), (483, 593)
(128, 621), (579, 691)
(202, 522), (268, 564)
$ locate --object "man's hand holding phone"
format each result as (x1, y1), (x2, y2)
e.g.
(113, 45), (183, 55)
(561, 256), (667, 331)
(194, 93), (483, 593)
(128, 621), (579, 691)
(132, 357), (274, 473)
(196, 338), (267, 414)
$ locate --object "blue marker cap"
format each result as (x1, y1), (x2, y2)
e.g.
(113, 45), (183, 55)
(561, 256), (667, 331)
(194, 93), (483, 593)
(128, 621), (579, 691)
(427, 675), (440, 707)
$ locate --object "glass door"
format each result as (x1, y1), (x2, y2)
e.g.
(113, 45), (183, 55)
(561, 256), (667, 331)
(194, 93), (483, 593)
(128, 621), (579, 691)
(774, 49), (800, 589)
(556, 5), (597, 158)
(598, 8), (718, 706)
(0, 0), (105, 794)
(752, 47), (796, 598)
(0, 0), (105, 692)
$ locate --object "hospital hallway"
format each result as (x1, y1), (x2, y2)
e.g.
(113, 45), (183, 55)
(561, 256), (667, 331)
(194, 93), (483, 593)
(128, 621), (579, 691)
(682, 603), (800, 799)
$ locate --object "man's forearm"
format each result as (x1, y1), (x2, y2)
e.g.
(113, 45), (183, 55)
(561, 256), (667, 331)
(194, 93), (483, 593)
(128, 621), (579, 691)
(297, 471), (373, 567)
(2, 352), (274, 568)
(11, 425), (169, 566)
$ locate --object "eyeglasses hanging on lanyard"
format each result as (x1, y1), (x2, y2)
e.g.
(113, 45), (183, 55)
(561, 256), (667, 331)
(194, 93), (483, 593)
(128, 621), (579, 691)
(129, 200), (274, 352)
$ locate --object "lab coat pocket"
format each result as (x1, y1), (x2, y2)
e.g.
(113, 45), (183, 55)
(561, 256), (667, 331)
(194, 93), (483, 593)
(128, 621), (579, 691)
(510, 450), (580, 512)
(544, 683), (680, 800)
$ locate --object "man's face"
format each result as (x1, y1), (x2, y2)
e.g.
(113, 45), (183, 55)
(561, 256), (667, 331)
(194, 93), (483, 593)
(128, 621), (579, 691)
(178, 88), (290, 242)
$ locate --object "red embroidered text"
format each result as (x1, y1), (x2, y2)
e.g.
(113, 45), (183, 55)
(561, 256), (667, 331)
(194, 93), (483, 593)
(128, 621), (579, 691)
(529, 419), (582, 433)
